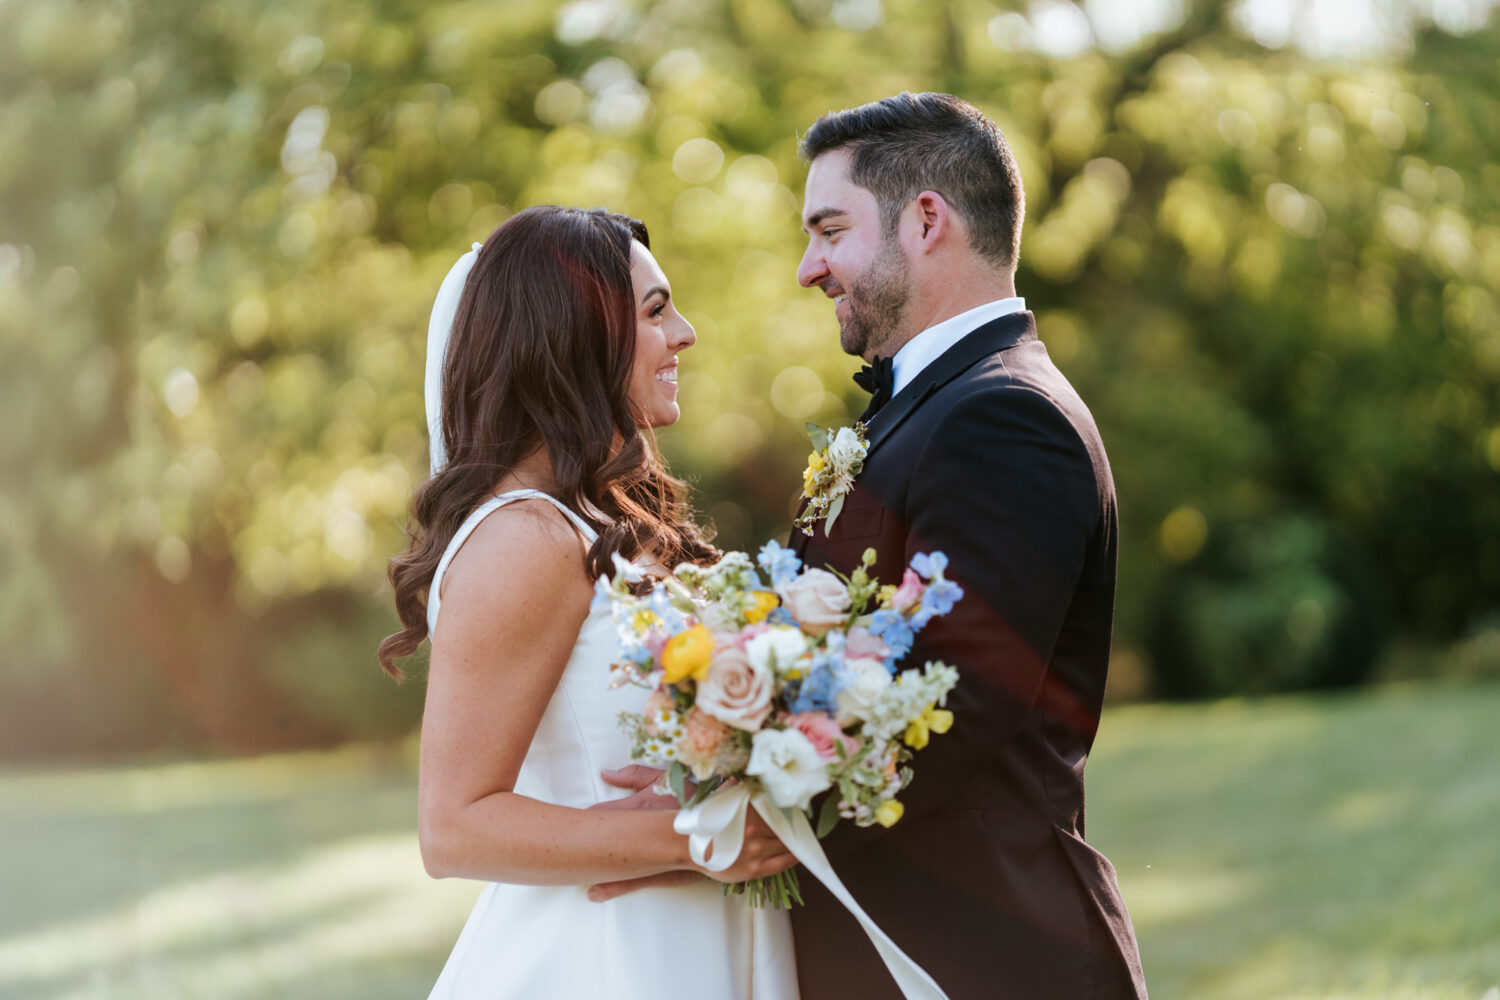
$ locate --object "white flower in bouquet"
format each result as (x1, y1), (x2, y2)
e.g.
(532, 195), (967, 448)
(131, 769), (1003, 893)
(744, 626), (810, 677)
(697, 643), (774, 732)
(833, 655), (893, 727)
(746, 727), (834, 810)
(775, 567), (851, 636)
(861, 662), (960, 743)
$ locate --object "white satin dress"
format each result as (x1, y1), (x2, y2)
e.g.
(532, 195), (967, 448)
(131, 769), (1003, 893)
(424, 489), (798, 1000)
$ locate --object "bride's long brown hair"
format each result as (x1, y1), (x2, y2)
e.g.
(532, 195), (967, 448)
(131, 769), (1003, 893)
(378, 206), (717, 678)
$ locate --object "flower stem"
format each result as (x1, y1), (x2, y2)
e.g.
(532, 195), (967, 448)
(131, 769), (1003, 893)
(727, 869), (803, 909)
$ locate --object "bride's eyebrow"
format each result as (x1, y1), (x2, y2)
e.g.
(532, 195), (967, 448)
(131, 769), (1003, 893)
(640, 285), (669, 306)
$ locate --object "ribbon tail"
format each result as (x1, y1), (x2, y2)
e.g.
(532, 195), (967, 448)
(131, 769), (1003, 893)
(751, 794), (951, 1000)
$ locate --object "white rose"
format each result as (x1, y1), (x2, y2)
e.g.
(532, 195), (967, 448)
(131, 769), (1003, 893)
(746, 727), (834, 810)
(696, 644), (774, 732)
(776, 568), (851, 637)
(745, 626), (810, 677)
(833, 656), (893, 727)
(827, 426), (864, 471)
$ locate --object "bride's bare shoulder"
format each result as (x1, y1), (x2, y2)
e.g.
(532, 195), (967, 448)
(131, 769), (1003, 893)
(440, 498), (592, 613)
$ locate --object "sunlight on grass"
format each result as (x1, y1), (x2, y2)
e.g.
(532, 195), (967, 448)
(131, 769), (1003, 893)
(0, 835), (473, 999)
(3, 684), (1498, 999)
(1088, 683), (1500, 1000)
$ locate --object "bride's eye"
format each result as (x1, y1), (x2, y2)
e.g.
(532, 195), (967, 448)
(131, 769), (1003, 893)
(650, 303), (666, 318)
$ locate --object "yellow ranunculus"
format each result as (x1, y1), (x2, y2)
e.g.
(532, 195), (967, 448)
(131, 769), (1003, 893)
(806, 450), (827, 473)
(744, 591), (780, 624)
(903, 705), (954, 750)
(661, 624), (715, 684)
(875, 799), (905, 828)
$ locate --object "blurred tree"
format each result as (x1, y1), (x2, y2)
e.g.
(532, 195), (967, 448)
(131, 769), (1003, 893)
(1, 0), (1497, 757)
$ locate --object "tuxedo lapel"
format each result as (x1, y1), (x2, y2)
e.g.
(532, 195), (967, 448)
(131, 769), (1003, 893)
(863, 311), (1037, 456)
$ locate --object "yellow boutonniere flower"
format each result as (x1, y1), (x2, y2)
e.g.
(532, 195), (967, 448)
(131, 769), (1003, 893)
(661, 624), (715, 684)
(903, 705), (955, 750)
(795, 421), (869, 534)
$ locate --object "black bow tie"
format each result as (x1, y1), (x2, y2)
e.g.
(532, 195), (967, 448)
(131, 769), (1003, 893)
(853, 355), (894, 419)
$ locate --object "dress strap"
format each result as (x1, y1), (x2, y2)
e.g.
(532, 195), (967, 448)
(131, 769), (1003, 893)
(426, 489), (599, 637)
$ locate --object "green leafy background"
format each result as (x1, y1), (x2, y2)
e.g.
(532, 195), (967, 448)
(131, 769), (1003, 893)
(2, 0), (1498, 758)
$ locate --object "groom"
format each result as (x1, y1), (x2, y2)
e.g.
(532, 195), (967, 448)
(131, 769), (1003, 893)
(785, 93), (1147, 998)
(592, 92), (1146, 998)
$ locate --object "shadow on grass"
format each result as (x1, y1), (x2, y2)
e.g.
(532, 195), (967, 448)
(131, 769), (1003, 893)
(0, 746), (420, 935)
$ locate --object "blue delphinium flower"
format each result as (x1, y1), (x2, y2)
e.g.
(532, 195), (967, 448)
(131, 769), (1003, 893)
(910, 578), (965, 631)
(786, 659), (845, 715)
(910, 551), (949, 580)
(757, 539), (803, 588)
(644, 584), (687, 631)
(867, 609), (915, 660)
(765, 606), (797, 628)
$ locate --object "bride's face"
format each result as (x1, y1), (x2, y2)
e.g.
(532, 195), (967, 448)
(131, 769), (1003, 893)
(627, 241), (696, 427)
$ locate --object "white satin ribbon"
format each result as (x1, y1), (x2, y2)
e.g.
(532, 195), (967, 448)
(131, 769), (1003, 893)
(674, 784), (750, 872)
(675, 785), (951, 1000)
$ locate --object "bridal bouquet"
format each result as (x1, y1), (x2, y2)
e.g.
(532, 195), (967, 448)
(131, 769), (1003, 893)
(593, 540), (962, 907)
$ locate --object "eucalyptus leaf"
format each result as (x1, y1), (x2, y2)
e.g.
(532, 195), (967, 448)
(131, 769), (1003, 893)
(686, 774), (725, 808)
(816, 793), (841, 839)
(806, 423), (829, 452)
(825, 493), (846, 532)
(667, 760), (687, 805)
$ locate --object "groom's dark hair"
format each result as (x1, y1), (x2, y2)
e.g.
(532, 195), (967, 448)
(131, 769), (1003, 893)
(800, 92), (1025, 269)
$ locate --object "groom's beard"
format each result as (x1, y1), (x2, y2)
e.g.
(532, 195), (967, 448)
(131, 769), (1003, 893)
(840, 237), (911, 359)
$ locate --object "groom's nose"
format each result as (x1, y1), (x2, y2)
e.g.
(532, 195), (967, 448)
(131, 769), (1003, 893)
(796, 243), (828, 289)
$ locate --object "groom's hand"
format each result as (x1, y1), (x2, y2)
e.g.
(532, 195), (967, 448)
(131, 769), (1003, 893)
(587, 765), (707, 901)
(589, 764), (684, 811)
(587, 869), (705, 902)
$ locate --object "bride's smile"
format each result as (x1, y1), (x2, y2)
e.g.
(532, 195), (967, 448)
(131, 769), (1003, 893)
(629, 240), (695, 428)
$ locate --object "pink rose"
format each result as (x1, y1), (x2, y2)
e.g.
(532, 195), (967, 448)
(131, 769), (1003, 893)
(697, 645), (774, 732)
(844, 625), (890, 663)
(890, 568), (924, 613)
(733, 622), (771, 648)
(784, 712), (858, 762)
(776, 568), (852, 637)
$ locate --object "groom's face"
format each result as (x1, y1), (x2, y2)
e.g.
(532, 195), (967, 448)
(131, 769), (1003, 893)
(798, 149), (911, 360)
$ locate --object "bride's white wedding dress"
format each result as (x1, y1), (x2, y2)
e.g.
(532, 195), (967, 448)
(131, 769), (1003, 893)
(425, 489), (798, 1000)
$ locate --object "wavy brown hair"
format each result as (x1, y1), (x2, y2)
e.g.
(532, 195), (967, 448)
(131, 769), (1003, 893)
(378, 206), (717, 678)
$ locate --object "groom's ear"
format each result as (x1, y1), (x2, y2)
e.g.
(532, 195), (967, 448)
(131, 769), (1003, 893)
(911, 190), (952, 251)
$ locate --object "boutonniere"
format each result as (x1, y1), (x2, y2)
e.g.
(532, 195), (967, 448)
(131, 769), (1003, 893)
(794, 421), (869, 535)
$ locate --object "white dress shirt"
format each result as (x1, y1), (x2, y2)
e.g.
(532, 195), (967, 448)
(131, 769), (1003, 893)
(890, 297), (1028, 396)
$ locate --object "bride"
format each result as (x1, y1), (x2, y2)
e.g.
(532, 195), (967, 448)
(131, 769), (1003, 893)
(378, 206), (799, 998)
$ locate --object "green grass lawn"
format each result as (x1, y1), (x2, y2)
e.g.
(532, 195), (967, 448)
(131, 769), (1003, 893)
(2, 683), (1497, 999)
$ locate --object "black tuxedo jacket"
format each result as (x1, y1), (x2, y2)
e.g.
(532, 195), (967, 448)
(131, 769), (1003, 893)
(788, 312), (1147, 999)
